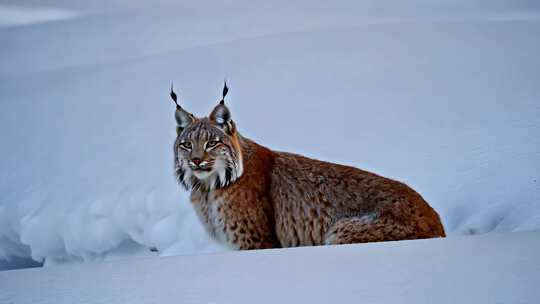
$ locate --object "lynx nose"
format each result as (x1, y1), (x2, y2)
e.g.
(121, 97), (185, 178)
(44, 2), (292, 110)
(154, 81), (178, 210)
(192, 158), (202, 166)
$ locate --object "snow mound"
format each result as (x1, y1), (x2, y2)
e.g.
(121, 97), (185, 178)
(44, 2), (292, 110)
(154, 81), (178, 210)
(0, 0), (539, 269)
(1, 230), (539, 304)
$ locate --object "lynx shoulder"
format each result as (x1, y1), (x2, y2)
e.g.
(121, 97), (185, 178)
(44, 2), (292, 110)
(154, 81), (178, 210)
(171, 83), (445, 250)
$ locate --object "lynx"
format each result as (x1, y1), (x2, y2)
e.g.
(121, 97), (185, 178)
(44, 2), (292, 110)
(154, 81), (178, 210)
(171, 83), (445, 250)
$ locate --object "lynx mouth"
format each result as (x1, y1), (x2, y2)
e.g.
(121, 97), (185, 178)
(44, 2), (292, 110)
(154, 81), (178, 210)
(192, 167), (212, 172)
(191, 167), (214, 180)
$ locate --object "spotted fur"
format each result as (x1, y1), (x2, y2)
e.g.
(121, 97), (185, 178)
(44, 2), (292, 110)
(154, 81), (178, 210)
(172, 92), (445, 250)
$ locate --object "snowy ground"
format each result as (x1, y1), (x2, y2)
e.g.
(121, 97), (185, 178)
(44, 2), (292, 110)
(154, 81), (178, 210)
(2, 230), (539, 304)
(0, 0), (539, 271)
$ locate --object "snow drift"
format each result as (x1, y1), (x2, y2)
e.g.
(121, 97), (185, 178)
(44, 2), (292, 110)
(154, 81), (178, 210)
(0, 0), (539, 268)
(1, 230), (539, 304)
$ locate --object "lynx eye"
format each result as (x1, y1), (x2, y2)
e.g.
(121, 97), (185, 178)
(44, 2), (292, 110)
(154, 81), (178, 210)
(206, 140), (219, 149)
(181, 141), (192, 149)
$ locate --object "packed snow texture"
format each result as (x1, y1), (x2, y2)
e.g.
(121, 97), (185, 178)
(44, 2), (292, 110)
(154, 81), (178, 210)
(0, 4), (81, 27)
(1, 231), (539, 304)
(0, 0), (539, 268)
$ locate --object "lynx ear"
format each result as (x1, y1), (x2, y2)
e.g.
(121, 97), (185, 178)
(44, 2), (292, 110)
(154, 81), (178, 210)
(209, 103), (235, 135)
(175, 108), (196, 134)
(209, 81), (235, 134)
(170, 83), (196, 134)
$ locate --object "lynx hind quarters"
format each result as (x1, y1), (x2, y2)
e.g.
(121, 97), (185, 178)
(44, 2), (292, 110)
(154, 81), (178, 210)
(324, 212), (444, 245)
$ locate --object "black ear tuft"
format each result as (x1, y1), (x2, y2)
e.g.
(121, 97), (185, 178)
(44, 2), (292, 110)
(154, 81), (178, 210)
(222, 81), (229, 99)
(219, 80), (228, 105)
(170, 82), (195, 133)
(170, 82), (180, 109)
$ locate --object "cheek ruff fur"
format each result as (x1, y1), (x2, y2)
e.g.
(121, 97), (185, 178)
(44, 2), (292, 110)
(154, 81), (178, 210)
(175, 149), (242, 192)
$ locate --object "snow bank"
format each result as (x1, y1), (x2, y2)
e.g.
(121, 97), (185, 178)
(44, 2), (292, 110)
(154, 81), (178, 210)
(0, 5), (81, 28)
(1, 230), (539, 304)
(0, 0), (539, 268)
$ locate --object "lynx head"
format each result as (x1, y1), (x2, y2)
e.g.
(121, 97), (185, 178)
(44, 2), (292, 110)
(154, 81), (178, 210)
(171, 82), (243, 192)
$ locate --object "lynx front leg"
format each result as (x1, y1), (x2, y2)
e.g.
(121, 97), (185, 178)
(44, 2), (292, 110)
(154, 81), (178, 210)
(223, 217), (280, 250)
(218, 206), (280, 250)
(237, 234), (280, 250)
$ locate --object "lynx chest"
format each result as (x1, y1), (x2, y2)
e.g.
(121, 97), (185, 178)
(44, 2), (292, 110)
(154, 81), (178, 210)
(190, 192), (230, 245)
(189, 187), (280, 250)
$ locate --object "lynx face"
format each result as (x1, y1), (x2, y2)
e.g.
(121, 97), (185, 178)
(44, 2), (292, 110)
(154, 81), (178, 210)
(174, 118), (243, 191)
(172, 86), (243, 191)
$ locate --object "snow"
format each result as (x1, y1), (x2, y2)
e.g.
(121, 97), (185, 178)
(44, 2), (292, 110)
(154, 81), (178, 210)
(2, 230), (539, 303)
(0, 0), (540, 270)
(0, 5), (81, 27)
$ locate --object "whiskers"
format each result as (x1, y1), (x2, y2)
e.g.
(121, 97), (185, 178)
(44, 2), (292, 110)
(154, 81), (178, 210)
(174, 158), (192, 190)
(188, 160), (215, 171)
(211, 165), (235, 190)
(175, 156), (241, 192)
